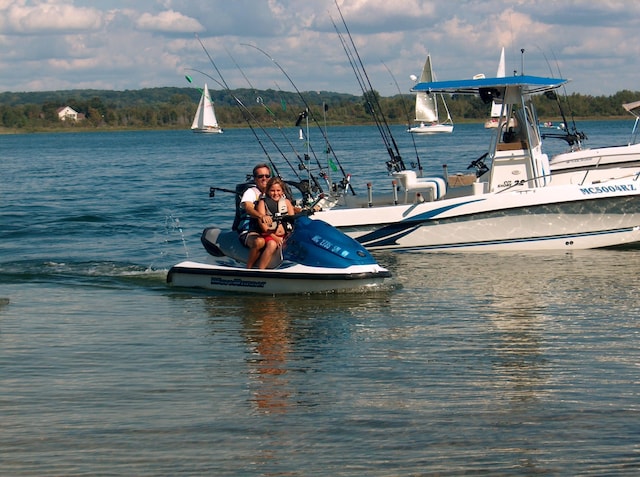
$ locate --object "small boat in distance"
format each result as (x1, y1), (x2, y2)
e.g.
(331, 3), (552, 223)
(408, 54), (453, 134)
(191, 83), (223, 134)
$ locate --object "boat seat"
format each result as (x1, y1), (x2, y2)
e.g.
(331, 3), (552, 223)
(393, 170), (447, 201)
(201, 227), (283, 269)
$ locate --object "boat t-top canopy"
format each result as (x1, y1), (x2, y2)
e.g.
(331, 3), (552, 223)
(412, 75), (568, 95)
(623, 100), (640, 117)
(623, 100), (640, 142)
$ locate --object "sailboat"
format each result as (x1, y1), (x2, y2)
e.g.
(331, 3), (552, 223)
(191, 83), (222, 134)
(408, 54), (453, 134)
(484, 47), (506, 129)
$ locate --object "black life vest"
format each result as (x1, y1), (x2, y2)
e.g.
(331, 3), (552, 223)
(233, 182), (260, 232)
(263, 196), (292, 233)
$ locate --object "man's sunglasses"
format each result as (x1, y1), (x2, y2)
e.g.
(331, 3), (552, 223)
(255, 174), (271, 179)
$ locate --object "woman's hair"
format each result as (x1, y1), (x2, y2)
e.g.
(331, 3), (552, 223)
(265, 177), (286, 193)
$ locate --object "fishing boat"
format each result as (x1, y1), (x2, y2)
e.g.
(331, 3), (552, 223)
(548, 100), (640, 176)
(191, 83), (223, 133)
(167, 215), (391, 294)
(408, 54), (453, 134)
(309, 75), (640, 252)
(188, 16), (640, 254)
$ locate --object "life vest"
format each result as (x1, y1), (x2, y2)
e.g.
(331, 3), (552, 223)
(263, 196), (292, 233)
(233, 183), (260, 232)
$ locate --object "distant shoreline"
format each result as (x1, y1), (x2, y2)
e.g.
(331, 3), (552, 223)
(0, 116), (632, 135)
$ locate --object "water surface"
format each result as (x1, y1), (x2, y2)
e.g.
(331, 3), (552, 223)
(1, 123), (639, 475)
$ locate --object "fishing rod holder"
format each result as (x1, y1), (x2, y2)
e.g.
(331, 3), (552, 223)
(209, 186), (239, 198)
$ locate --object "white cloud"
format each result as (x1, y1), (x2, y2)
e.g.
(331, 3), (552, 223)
(0, 1), (103, 34)
(135, 9), (204, 34)
(0, 0), (638, 96)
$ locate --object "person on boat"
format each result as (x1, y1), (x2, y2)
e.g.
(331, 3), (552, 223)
(237, 163), (273, 268)
(254, 177), (295, 269)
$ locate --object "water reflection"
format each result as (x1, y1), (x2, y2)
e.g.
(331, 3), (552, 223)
(200, 291), (394, 416)
(480, 257), (551, 405)
(380, 248), (640, 410)
(241, 298), (293, 414)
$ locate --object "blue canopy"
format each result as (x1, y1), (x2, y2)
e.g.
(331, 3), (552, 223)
(412, 75), (568, 95)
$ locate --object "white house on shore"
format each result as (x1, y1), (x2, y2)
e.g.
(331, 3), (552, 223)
(56, 106), (84, 121)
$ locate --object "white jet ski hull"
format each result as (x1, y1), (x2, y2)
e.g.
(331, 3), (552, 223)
(167, 259), (391, 294)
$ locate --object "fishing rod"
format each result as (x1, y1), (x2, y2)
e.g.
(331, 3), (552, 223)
(241, 42), (355, 195)
(240, 43), (330, 174)
(194, 35), (320, 184)
(330, 14), (393, 167)
(192, 37), (325, 203)
(185, 66), (281, 179)
(194, 37), (297, 177)
(240, 43), (334, 193)
(273, 80), (325, 164)
(539, 48), (586, 147)
(271, 80), (331, 194)
(382, 61), (423, 175)
(550, 49), (587, 146)
(188, 80), (318, 204)
(222, 45), (326, 193)
(332, 0), (405, 173)
(187, 70), (318, 203)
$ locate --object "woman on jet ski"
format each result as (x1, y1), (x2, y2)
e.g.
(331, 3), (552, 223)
(254, 177), (295, 269)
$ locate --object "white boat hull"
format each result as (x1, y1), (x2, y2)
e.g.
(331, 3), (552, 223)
(167, 259), (391, 294)
(550, 143), (640, 174)
(192, 127), (223, 134)
(408, 123), (453, 134)
(314, 181), (640, 252)
(307, 76), (640, 253)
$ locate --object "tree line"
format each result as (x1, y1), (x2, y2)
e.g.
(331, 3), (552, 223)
(0, 86), (638, 132)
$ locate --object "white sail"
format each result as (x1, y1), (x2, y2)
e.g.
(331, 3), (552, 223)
(409, 54), (453, 134)
(191, 83), (222, 133)
(485, 48), (506, 128)
(489, 47), (506, 117)
(414, 55), (438, 123)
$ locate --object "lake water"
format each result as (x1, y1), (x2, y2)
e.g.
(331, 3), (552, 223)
(1, 121), (639, 476)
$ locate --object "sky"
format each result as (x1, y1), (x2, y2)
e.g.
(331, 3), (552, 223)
(0, 0), (638, 97)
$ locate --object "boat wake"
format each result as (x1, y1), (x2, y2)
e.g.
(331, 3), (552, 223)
(0, 259), (168, 289)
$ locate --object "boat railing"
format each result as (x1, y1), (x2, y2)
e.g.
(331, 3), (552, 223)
(577, 155), (604, 185)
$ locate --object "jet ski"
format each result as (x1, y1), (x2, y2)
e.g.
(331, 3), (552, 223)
(167, 215), (391, 294)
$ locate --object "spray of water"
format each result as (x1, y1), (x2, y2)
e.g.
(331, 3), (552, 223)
(165, 214), (189, 259)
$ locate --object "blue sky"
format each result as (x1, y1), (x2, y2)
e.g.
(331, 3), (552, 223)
(1, 0), (638, 97)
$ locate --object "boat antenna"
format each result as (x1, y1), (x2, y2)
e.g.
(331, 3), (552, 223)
(382, 61), (423, 175)
(331, 1), (405, 172)
(241, 42), (354, 195)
